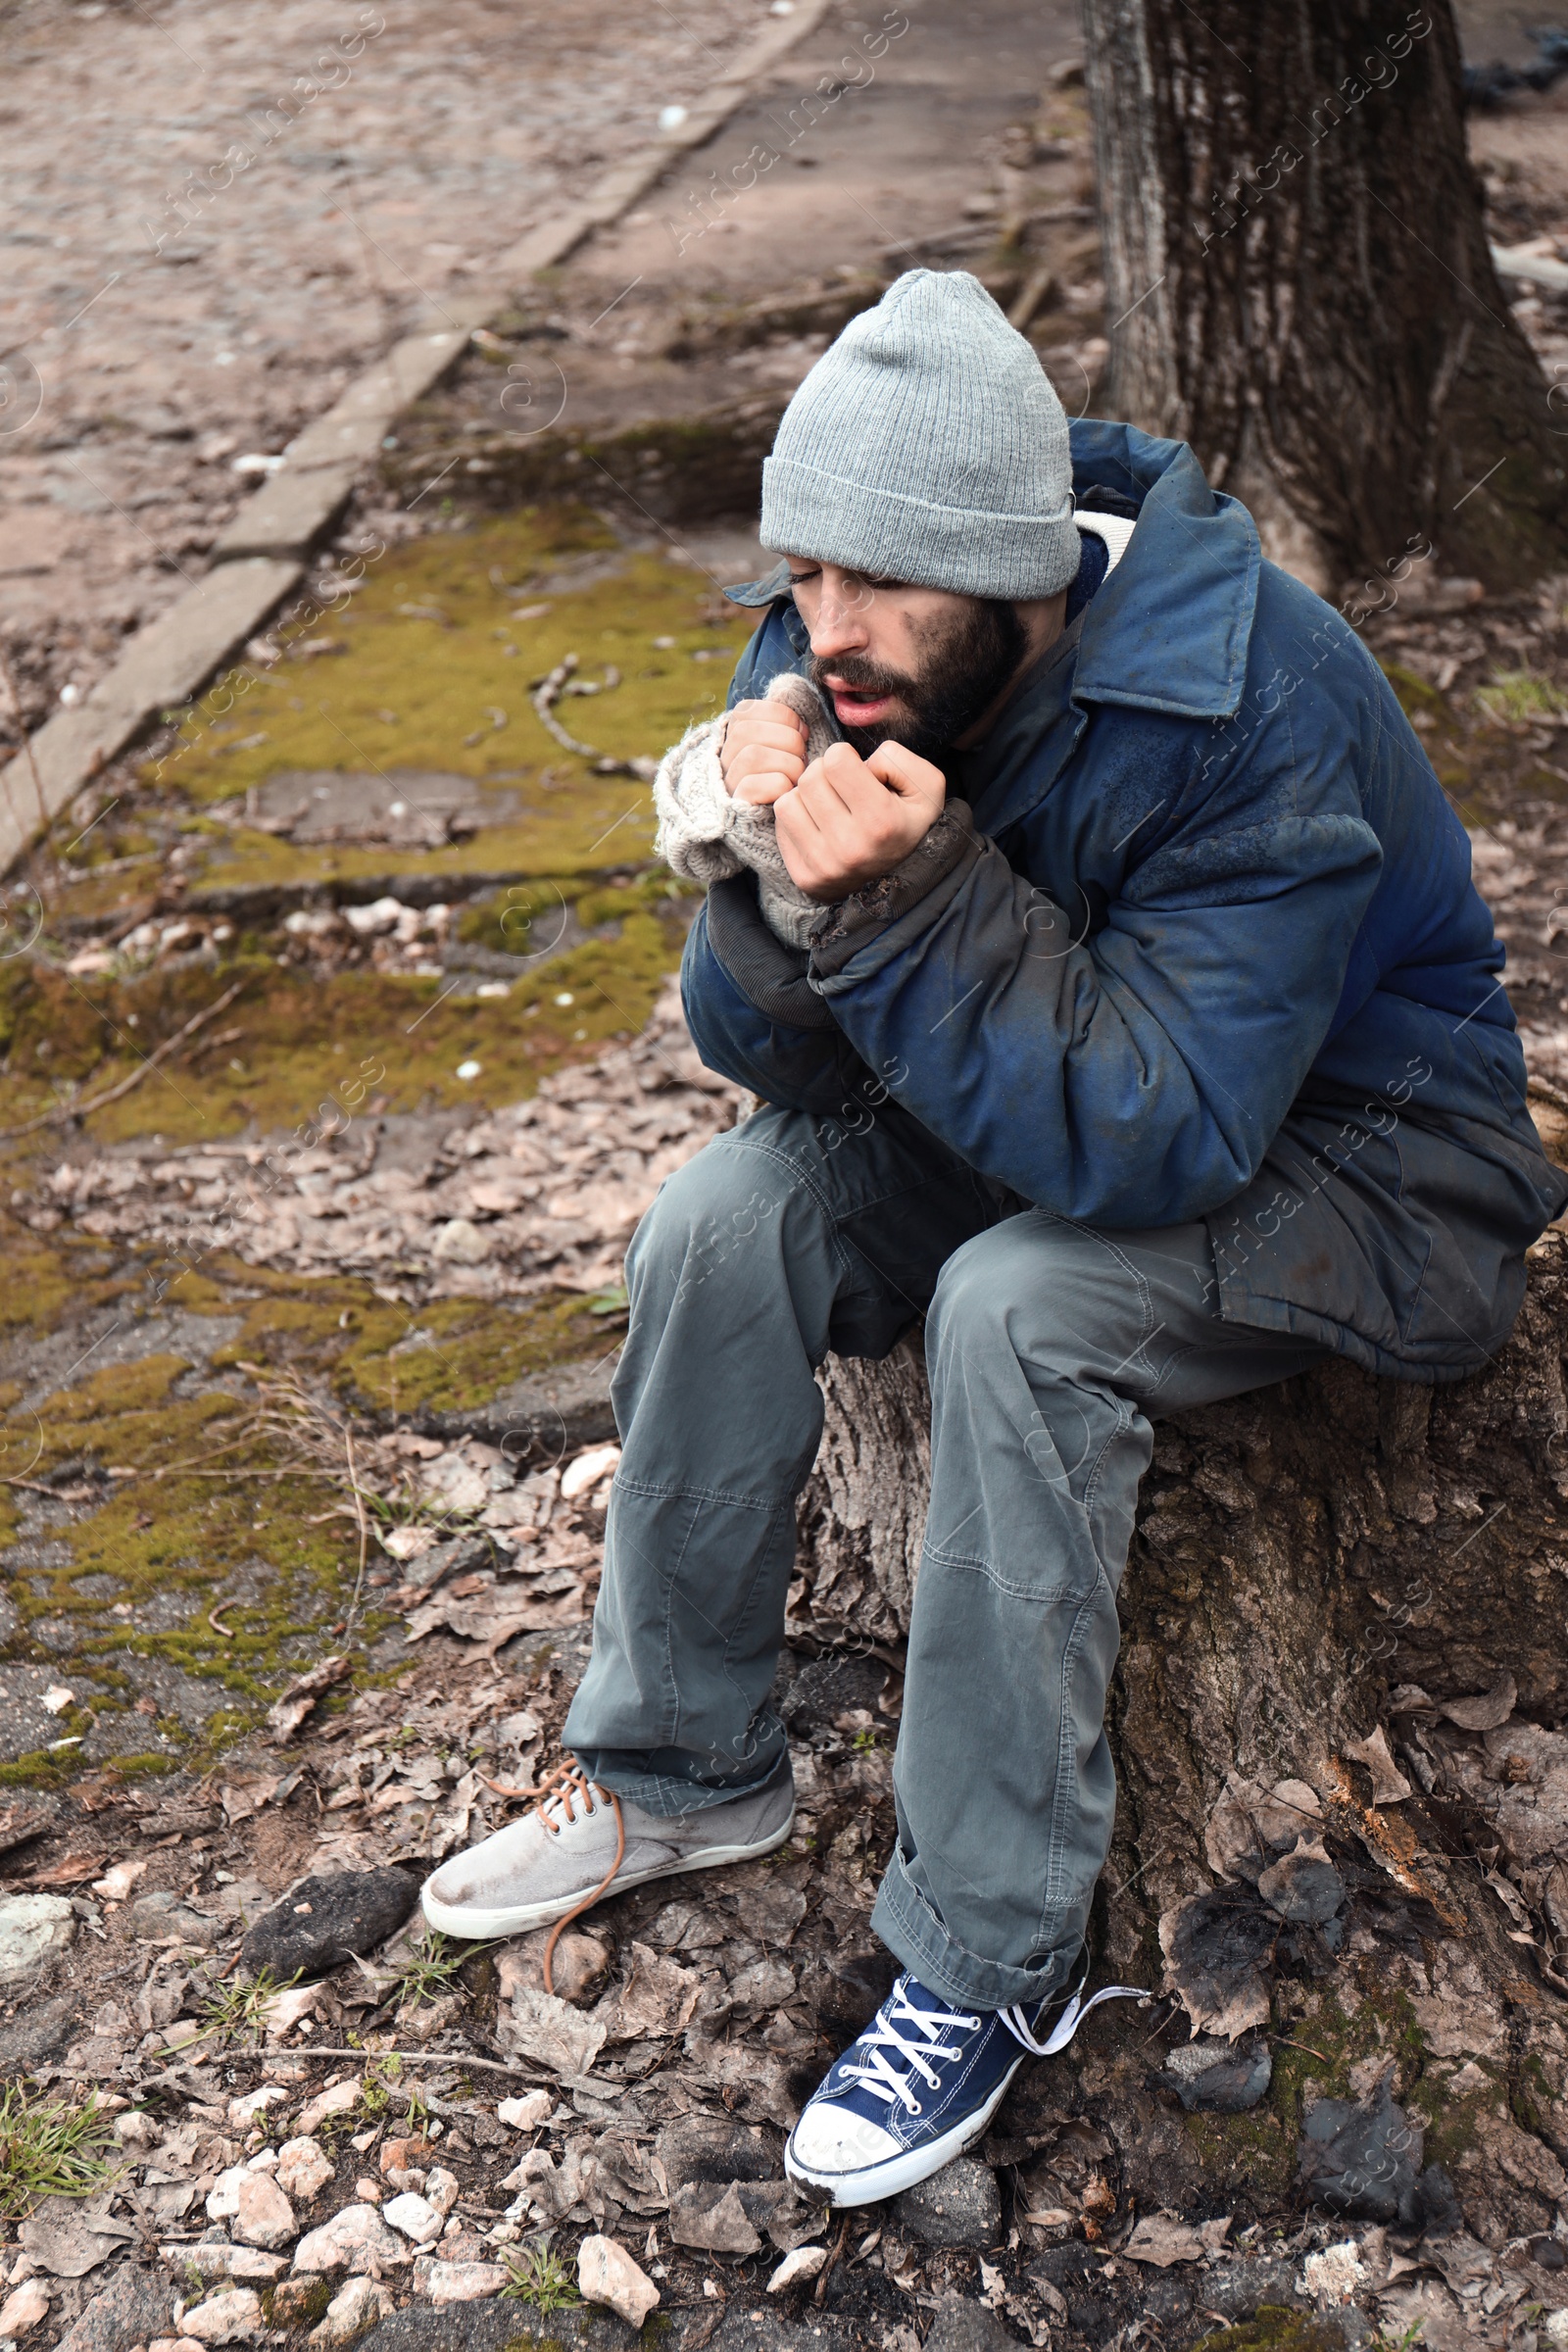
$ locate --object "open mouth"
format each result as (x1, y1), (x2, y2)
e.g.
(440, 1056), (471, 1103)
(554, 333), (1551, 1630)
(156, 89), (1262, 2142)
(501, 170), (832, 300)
(826, 679), (899, 729)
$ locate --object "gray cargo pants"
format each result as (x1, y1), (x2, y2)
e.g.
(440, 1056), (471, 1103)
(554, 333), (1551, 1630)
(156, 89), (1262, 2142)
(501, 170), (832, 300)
(564, 1099), (1328, 2010)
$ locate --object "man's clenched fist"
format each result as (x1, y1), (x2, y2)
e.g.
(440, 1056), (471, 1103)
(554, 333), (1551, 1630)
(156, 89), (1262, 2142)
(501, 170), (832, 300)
(775, 739), (946, 901)
(719, 698), (808, 806)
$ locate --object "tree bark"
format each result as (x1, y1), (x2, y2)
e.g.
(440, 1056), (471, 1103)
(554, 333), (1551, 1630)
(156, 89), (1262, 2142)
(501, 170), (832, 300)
(793, 1241), (1568, 2244)
(1079, 0), (1568, 594)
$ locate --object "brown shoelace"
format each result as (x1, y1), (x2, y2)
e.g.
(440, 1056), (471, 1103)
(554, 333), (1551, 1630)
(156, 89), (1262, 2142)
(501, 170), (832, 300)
(480, 1755), (624, 1998)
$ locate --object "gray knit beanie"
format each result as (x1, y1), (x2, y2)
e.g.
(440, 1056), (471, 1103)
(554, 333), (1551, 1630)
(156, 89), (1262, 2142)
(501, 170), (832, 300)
(760, 269), (1077, 600)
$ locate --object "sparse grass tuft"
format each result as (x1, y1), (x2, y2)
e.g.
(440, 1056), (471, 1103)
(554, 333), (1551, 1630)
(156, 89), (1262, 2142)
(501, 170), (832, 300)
(391, 1929), (488, 2013)
(199, 1964), (301, 2044)
(501, 2239), (581, 2314)
(0, 2086), (118, 2216)
(1476, 667), (1568, 724)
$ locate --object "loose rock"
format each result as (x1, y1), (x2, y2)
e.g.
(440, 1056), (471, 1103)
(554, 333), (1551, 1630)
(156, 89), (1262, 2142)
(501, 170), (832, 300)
(767, 2245), (827, 2293)
(577, 2234), (660, 2328)
(306, 2277), (393, 2347)
(382, 2190), (443, 2245)
(241, 1869), (418, 1979)
(412, 2260), (507, 2306)
(178, 2289), (264, 2345)
(0, 1892), (74, 1984)
(496, 2090), (553, 2131)
(277, 2138), (336, 2203)
(235, 2168), (297, 2250)
(0, 2278), (50, 2335)
(894, 2157), (1002, 2247)
(292, 2204), (405, 2276)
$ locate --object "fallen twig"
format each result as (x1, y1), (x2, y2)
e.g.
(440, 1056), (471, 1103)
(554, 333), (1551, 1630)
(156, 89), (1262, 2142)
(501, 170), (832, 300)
(280, 2044), (543, 2079)
(531, 653), (657, 781)
(0, 978), (248, 1141)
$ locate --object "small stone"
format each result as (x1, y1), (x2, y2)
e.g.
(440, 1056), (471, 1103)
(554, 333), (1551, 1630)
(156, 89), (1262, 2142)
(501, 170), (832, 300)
(0, 2278), (50, 2334)
(241, 1870), (417, 1981)
(577, 2235), (660, 2328)
(431, 1217), (490, 1265)
(306, 2276), (392, 2347)
(177, 2289), (263, 2345)
(424, 2167), (459, 2219)
(379, 2135), (432, 2180)
(234, 2170), (296, 2250)
(294, 2081), (361, 2138)
(0, 1893), (75, 1984)
(894, 2157), (1002, 2248)
(206, 2163), (248, 2222)
(495, 2091), (552, 2132)
(382, 2191), (441, 2245)
(134, 1899), (222, 1949)
(291, 2204), (403, 2277)
(412, 2260), (506, 2306)
(161, 2247), (285, 2285)
(766, 2245), (826, 2293)
(276, 2138), (335, 2202)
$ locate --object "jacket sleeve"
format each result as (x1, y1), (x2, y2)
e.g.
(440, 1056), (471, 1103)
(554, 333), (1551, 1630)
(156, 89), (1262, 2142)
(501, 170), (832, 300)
(807, 714), (1386, 1227)
(680, 878), (876, 1115)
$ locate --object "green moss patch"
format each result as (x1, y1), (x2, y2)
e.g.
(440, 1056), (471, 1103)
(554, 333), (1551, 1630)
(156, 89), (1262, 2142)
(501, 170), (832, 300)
(0, 917), (675, 1149)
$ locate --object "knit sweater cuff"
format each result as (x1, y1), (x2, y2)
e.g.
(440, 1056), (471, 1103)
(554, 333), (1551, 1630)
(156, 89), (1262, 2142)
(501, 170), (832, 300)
(808, 801), (979, 978)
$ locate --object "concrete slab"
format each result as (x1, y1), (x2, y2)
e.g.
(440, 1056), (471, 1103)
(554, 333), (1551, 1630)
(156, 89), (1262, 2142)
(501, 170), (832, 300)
(211, 464), (358, 564)
(0, 557), (301, 868)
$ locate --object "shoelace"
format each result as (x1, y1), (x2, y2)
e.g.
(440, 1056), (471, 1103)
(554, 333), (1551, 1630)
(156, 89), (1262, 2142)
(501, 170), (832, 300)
(838, 1982), (984, 2118)
(840, 1965), (1152, 2119)
(481, 1756), (625, 1998)
(1000, 1957), (1150, 2057)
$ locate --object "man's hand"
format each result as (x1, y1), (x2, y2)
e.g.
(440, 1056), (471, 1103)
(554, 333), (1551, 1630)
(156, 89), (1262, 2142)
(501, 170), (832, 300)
(775, 739), (947, 901)
(719, 698), (808, 806)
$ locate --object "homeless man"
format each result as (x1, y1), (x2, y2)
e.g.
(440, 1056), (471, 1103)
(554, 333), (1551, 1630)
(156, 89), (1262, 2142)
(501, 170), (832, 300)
(423, 270), (1566, 2206)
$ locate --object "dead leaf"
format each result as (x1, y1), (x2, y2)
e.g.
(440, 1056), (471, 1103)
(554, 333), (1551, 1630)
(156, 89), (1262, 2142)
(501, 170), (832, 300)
(1439, 1673), (1516, 1732)
(669, 2181), (761, 2257)
(20, 2196), (135, 2278)
(1159, 1888), (1276, 2039)
(1122, 2213), (1211, 2267)
(1202, 1773), (1322, 1883)
(499, 1984), (608, 2078)
(24, 1851), (107, 1889)
(606, 1942), (703, 2041)
(1342, 1725), (1413, 1804)
(267, 1653), (350, 1742)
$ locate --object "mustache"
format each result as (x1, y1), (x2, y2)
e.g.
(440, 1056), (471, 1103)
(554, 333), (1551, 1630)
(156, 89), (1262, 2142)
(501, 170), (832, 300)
(808, 652), (916, 702)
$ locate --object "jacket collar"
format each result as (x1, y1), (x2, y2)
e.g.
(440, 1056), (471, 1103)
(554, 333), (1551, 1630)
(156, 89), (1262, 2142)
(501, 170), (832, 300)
(1067, 420), (1260, 721)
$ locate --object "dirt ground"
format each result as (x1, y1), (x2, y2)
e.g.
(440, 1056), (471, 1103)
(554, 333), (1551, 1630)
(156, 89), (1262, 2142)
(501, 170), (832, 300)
(3, 5), (1568, 2351)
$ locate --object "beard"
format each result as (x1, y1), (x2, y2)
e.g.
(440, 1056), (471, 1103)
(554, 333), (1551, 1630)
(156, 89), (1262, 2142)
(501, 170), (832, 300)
(809, 597), (1029, 762)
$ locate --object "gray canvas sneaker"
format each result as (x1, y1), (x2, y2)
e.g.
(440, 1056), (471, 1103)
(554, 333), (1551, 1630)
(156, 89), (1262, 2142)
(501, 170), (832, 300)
(420, 1754), (796, 1940)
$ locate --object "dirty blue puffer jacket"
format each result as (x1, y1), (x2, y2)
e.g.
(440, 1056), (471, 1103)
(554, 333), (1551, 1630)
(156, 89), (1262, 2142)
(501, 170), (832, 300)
(681, 419), (1567, 1380)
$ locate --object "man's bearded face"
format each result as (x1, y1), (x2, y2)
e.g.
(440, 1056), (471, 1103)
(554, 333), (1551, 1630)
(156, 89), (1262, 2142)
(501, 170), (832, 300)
(809, 595), (1028, 762)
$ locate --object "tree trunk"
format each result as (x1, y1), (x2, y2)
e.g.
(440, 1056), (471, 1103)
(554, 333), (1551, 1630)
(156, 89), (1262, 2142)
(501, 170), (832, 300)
(793, 1244), (1568, 2246)
(1080, 0), (1568, 594)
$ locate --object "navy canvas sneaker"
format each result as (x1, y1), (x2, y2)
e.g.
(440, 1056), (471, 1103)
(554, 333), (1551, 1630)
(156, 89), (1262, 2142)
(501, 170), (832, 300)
(785, 1964), (1147, 2207)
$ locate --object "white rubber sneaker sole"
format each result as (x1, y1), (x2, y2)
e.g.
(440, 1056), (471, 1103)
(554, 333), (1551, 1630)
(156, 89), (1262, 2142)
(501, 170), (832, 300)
(783, 2050), (1024, 2208)
(419, 1805), (795, 1941)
